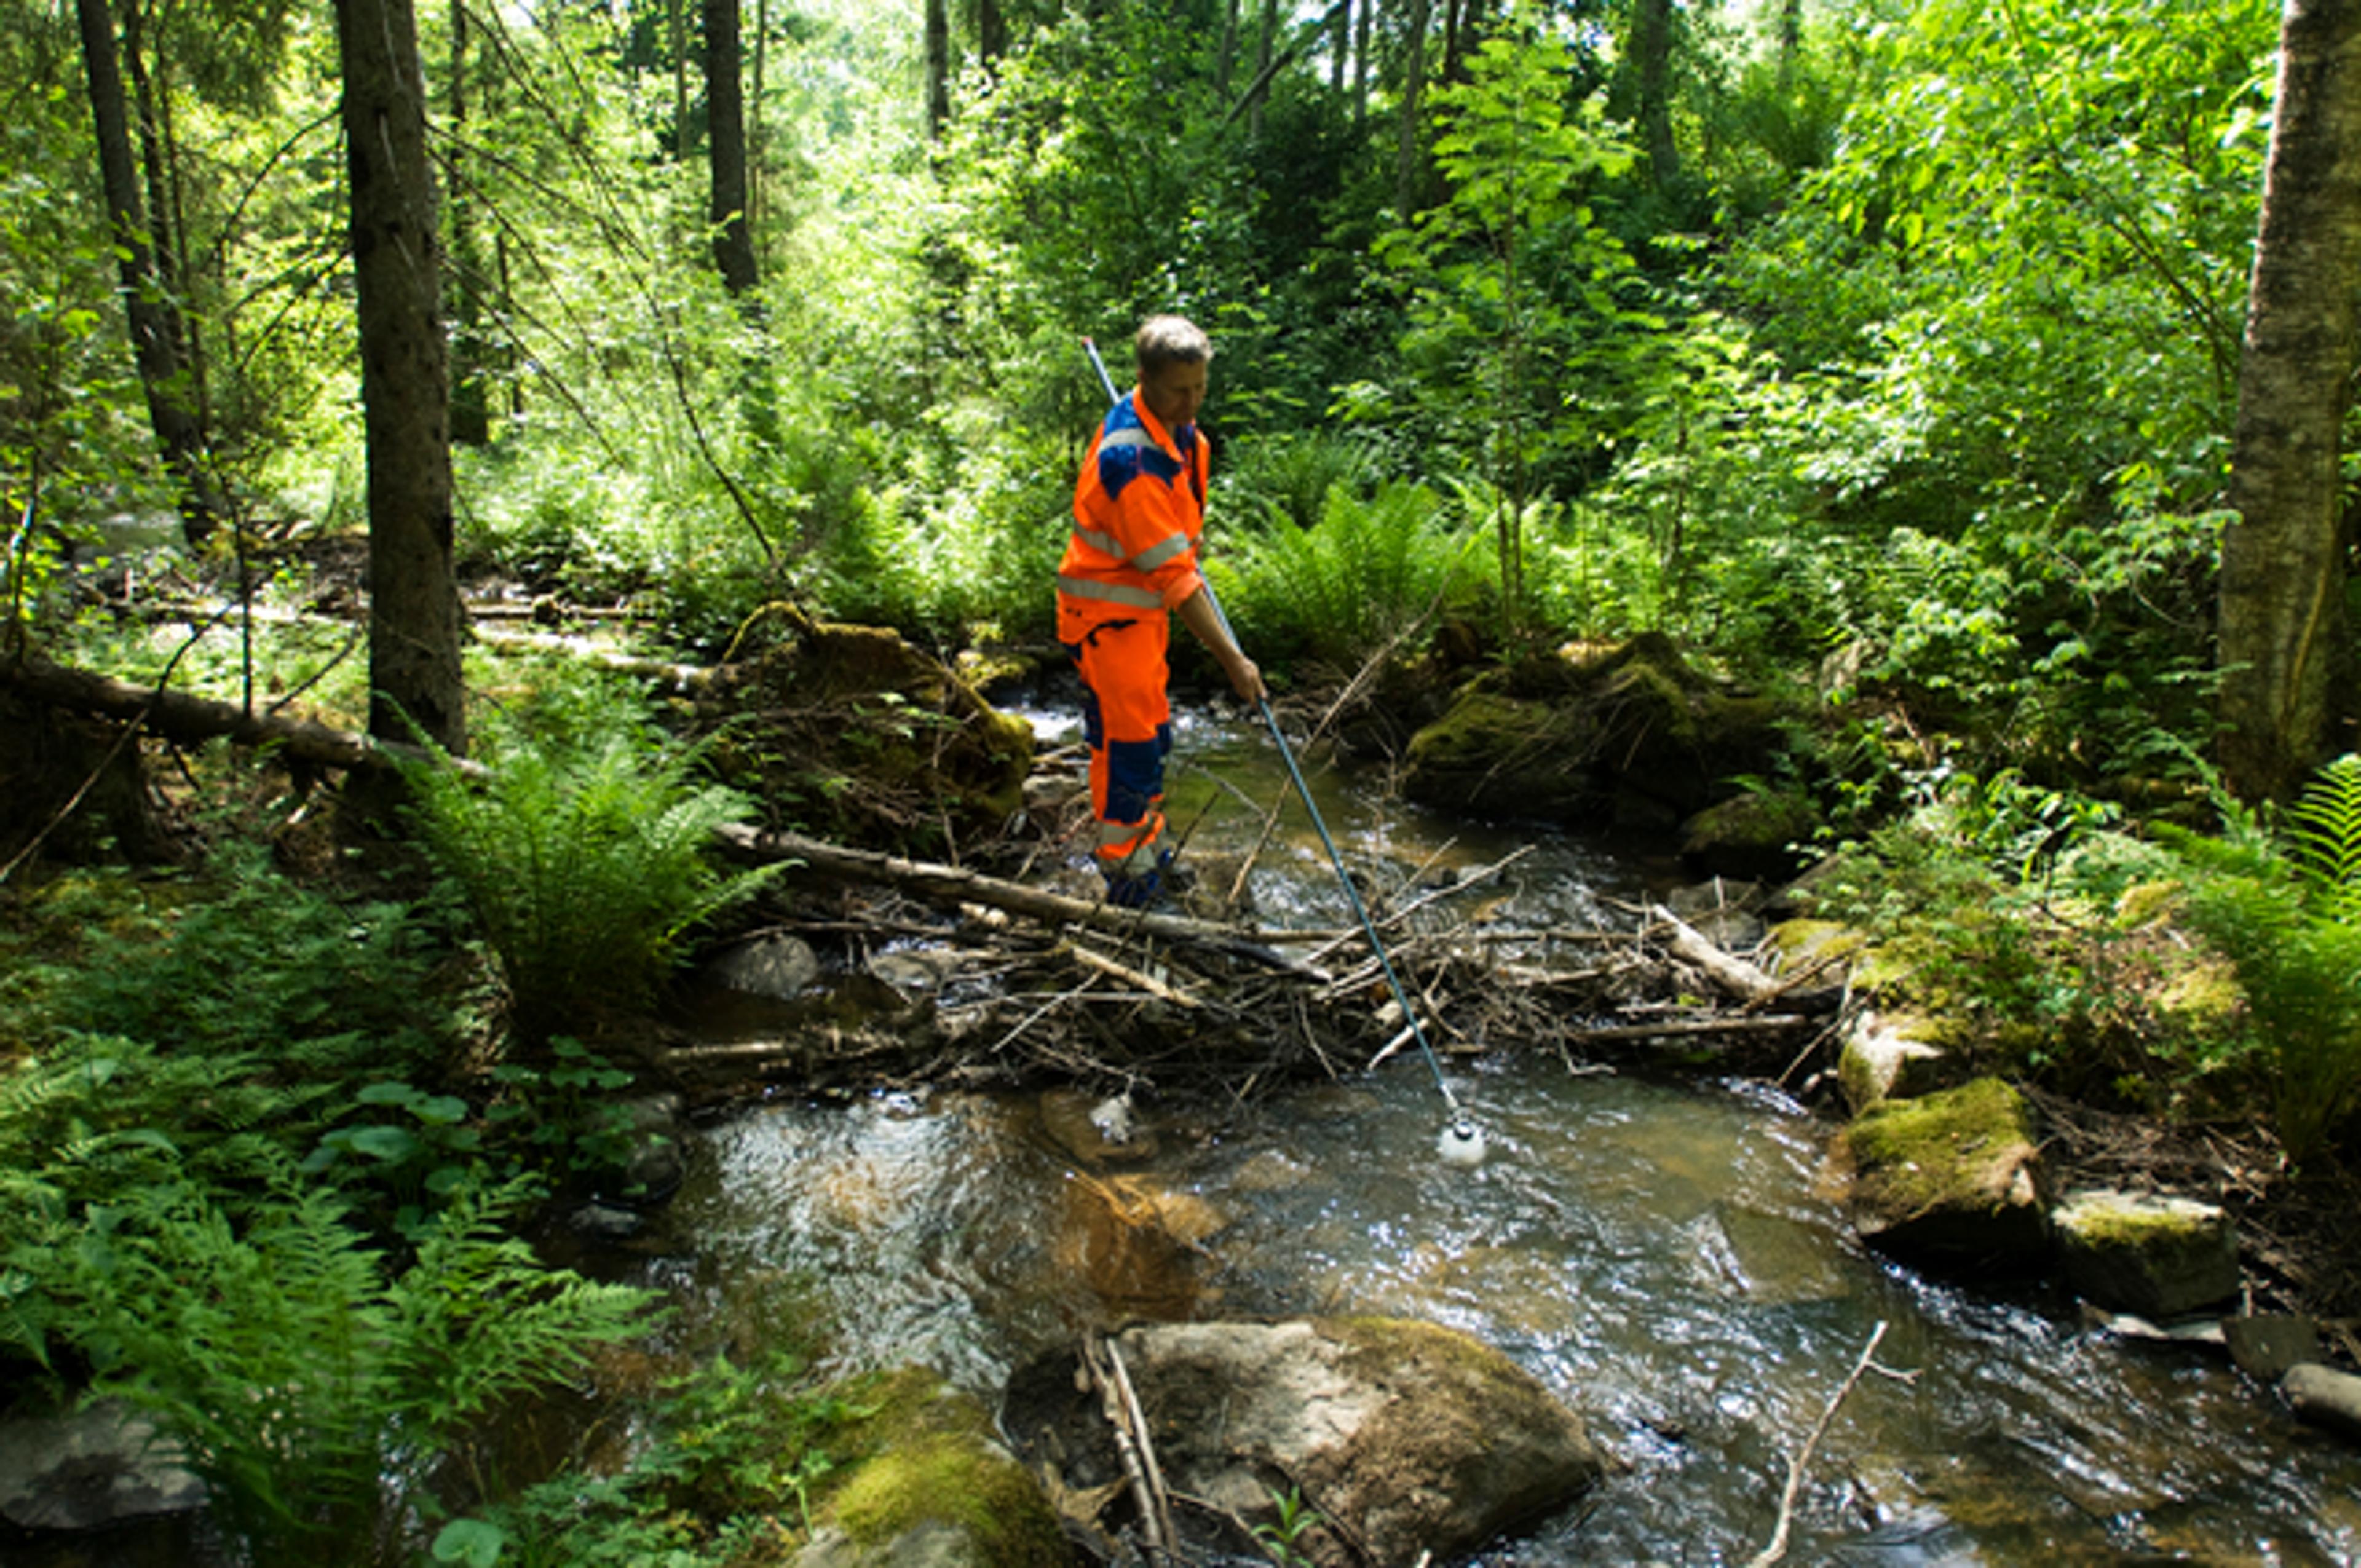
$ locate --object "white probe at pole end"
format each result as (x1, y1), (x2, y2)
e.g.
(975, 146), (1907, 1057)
(1436, 1119), (1488, 1169)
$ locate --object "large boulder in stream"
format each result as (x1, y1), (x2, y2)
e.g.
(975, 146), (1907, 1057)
(1401, 633), (1787, 831)
(1004, 1317), (1604, 1567)
(1840, 1077), (2049, 1269)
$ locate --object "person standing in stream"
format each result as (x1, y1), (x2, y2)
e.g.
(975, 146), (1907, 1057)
(1059, 315), (1266, 908)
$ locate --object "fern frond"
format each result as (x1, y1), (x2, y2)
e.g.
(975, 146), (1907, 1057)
(2287, 753), (2361, 925)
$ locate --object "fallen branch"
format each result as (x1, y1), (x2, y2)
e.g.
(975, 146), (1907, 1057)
(1084, 1332), (1171, 1559)
(712, 823), (1323, 976)
(1745, 1320), (1889, 1568)
(471, 624), (731, 695)
(1067, 941), (1204, 1010)
(1655, 905), (1785, 1005)
(1102, 1337), (1177, 1553)
(1303, 844), (1536, 966)
(1572, 1014), (1815, 1045)
(1, 652), (479, 777)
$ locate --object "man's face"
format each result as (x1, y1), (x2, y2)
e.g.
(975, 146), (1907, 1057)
(1138, 358), (1208, 431)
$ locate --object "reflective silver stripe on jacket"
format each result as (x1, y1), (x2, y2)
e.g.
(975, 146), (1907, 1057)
(1069, 523), (1192, 571)
(1131, 532), (1190, 570)
(1099, 427), (1158, 452)
(1056, 574), (1165, 610)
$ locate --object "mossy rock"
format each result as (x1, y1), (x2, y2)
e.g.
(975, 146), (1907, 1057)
(1765, 919), (1867, 970)
(2051, 1188), (2240, 1320)
(799, 1366), (1066, 1568)
(1401, 688), (1600, 820)
(1329, 651), (1457, 759)
(1680, 789), (1822, 882)
(1842, 1077), (2047, 1268)
(1836, 1010), (1953, 1115)
(1002, 1316), (1602, 1567)
(1401, 635), (1792, 827)
(707, 620), (1034, 852)
(952, 644), (1039, 698)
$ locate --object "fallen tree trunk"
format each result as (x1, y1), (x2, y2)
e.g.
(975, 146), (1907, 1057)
(0, 652), (473, 775)
(710, 823), (1319, 975)
(1655, 905), (1784, 1005)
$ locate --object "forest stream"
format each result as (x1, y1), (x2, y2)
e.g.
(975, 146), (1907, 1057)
(610, 705), (2361, 1566)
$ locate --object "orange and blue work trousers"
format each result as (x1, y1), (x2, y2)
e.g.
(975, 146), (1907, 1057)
(1066, 615), (1171, 881)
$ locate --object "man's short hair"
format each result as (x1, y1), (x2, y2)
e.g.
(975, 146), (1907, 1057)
(1134, 315), (1212, 375)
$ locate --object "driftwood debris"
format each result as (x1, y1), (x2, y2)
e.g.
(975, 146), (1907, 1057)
(1655, 904), (1784, 1005)
(1, 652), (470, 776)
(710, 822), (1317, 975)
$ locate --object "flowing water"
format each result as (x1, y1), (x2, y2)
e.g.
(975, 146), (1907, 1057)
(629, 704), (2361, 1566)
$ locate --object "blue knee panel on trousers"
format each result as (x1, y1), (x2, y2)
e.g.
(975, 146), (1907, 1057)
(1105, 728), (1169, 825)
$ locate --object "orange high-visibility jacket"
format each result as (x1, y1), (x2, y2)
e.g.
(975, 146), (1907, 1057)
(1056, 390), (1209, 638)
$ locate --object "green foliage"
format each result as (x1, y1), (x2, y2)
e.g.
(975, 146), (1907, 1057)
(2164, 757), (2361, 1165)
(445, 1348), (863, 1568)
(484, 1037), (647, 1194)
(1216, 478), (1477, 670)
(400, 726), (783, 1043)
(1252, 1483), (1325, 1567)
(2286, 754), (2361, 925)
(1222, 430), (1386, 534)
(68, 1171), (653, 1565)
(37, 839), (452, 1071)
(1374, 4), (1644, 632)
(1807, 769), (2225, 1101)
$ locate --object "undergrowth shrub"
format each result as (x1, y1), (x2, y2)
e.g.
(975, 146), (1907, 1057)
(1219, 429), (1385, 532)
(69, 1171), (653, 1567)
(1216, 479), (1476, 670)
(2164, 754), (2361, 1166)
(1806, 768), (2225, 1104)
(400, 727), (783, 1044)
(441, 1348), (871, 1568)
(35, 839), (454, 1072)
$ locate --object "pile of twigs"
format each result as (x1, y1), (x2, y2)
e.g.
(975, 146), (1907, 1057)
(667, 826), (1845, 1108)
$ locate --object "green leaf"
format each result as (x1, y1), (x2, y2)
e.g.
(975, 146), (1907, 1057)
(432, 1517), (508, 1567)
(344, 1125), (422, 1163)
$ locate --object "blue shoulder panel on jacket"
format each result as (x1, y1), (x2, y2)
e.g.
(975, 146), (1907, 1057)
(1097, 397), (1182, 501)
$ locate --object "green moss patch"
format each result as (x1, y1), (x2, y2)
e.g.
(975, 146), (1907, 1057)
(1845, 1076), (2040, 1221)
(815, 1367), (1066, 1567)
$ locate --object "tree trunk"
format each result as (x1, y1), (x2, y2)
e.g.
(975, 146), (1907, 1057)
(2219, 0), (2361, 799)
(672, 0), (691, 162)
(123, 4), (205, 438)
(1631, 0), (1679, 191)
(706, 0), (757, 291)
(1217, 0), (1238, 100)
(1394, 0), (1432, 220)
(333, 0), (466, 760)
(1352, 0), (1371, 127)
(750, 0), (769, 231)
(1776, 0), (1802, 94)
(979, 0), (1008, 69)
(923, 0), (951, 139)
(448, 0), (491, 446)
(1251, 0), (1276, 137)
(1330, 0), (1348, 92)
(74, 0), (219, 546)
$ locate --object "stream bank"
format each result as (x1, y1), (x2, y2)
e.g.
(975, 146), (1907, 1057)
(571, 681), (2361, 1564)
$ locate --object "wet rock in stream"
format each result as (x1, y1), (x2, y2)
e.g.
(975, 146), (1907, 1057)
(1004, 1316), (1605, 1568)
